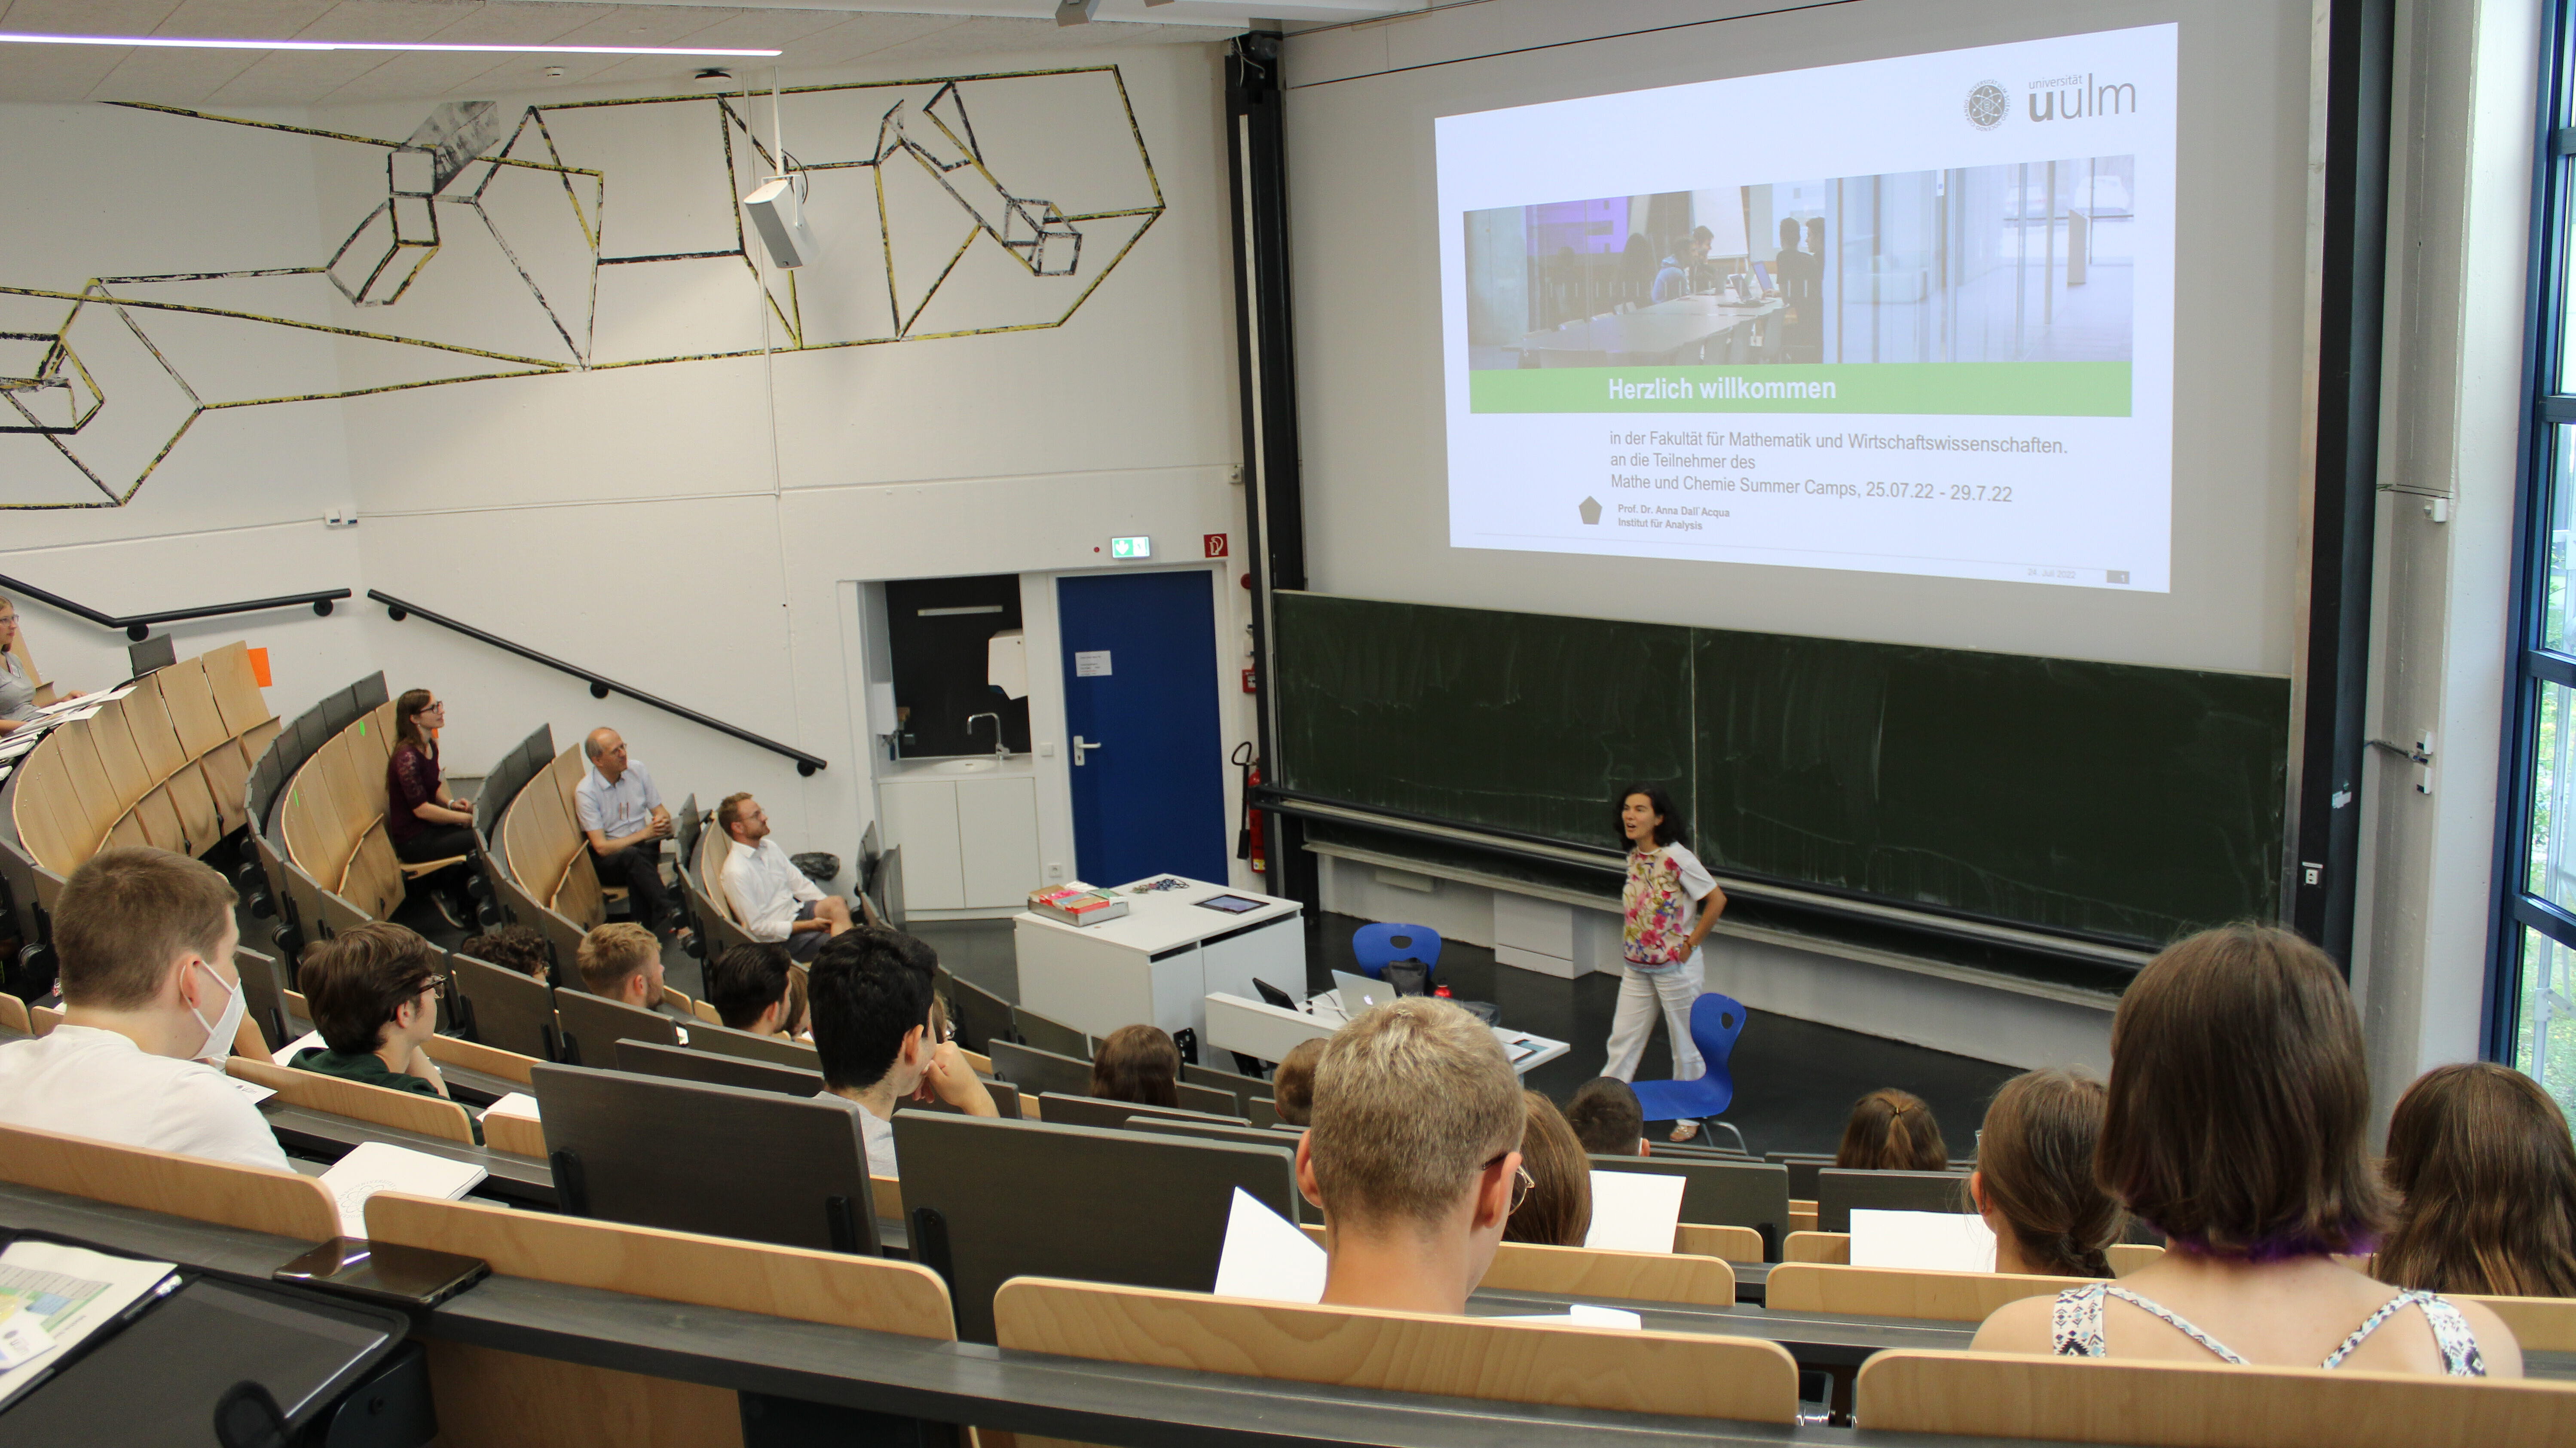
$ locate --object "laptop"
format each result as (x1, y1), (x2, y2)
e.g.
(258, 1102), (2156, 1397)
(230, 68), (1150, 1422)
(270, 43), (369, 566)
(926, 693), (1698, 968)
(1331, 969), (1396, 1019)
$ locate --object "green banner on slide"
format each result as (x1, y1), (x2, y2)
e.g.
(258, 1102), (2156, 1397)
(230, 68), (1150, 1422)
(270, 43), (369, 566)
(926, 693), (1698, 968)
(1469, 361), (2131, 417)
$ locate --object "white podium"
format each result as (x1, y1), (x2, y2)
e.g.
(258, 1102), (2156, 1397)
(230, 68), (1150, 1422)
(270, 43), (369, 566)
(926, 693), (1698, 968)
(1013, 877), (1304, 1048)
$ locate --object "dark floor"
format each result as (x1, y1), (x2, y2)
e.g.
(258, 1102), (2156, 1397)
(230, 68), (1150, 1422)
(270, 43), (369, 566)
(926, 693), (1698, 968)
(910, 910), (2021, 1160)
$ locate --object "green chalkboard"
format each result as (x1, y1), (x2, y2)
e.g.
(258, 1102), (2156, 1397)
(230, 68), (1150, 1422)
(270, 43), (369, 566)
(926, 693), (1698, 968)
(1272, 594), (1692, 848)
(1273, 592), (2290, 950)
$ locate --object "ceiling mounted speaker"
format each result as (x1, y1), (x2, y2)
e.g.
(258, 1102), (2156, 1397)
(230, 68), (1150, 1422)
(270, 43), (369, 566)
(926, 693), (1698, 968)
(1056, 0), (1103, 25)
(741, 178), (816, 270)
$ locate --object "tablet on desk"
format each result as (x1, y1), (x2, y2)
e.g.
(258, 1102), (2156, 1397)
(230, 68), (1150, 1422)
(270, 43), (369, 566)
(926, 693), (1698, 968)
(1194, 893), (1265, 914)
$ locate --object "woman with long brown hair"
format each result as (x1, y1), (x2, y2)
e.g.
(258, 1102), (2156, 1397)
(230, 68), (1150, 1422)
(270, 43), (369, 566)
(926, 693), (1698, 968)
(1969, 1069), (2123, 1277)
(1089, 1023), (1181, 1109)
(387, 688), (475, 924)
(1836, 1087), (1949, 1171)
(1503, 1091), (1592, 1247)
(1971, 924), (2521, 1376)
(2378, 1063), (2576, 1298)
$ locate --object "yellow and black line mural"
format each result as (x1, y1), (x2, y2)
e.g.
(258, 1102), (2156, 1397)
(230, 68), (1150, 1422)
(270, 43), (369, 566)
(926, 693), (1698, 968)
(1, 64), (1164, 509)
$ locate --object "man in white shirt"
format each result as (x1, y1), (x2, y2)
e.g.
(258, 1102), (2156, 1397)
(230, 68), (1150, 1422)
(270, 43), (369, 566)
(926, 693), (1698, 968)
(716, 792), (851, 963)
(808, 927), (994, 1178)
(0, 847), (289, 1171)
(574, 727), (679, 942)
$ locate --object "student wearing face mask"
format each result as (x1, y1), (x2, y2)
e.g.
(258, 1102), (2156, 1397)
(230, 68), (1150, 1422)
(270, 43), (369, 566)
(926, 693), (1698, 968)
(0, 848), (289, 1170)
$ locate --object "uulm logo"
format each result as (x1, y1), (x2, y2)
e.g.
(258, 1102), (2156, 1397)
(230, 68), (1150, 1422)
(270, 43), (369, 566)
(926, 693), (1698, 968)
(1964, 80), (2010, 131)
(2028, 73), (2136, 122)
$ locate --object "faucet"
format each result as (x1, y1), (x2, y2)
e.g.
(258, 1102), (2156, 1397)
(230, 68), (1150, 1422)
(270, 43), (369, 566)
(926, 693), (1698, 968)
(966, 713), (1006, 758)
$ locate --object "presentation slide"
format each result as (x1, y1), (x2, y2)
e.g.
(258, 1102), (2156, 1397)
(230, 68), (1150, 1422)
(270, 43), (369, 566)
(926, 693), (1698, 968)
(1438, 25), (2176, 592)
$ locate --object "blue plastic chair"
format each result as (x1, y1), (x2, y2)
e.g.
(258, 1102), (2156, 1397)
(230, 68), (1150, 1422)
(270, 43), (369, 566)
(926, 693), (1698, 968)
(1350, 923), (1443, 981)
(1628, 991), (1746, 1125)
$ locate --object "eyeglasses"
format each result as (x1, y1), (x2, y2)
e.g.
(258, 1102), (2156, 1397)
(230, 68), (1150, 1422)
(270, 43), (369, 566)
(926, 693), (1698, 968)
(1485, 1152), (1535, 1214)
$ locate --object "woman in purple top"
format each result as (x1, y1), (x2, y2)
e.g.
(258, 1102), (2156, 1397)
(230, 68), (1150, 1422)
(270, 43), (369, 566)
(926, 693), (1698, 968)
(388, 688), (476, 924)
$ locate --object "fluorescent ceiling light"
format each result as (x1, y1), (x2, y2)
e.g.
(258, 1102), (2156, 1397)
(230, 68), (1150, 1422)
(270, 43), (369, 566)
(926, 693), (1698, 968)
(0, 32), (784, 57)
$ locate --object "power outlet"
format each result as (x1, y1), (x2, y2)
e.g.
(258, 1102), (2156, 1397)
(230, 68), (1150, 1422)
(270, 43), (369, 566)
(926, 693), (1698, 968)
(1045, 861), (1066, 883)
(323, 510), (360, 529)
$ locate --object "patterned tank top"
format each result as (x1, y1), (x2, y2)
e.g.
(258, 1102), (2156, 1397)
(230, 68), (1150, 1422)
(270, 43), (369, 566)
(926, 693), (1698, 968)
(2050, 1282), (2484, 1375)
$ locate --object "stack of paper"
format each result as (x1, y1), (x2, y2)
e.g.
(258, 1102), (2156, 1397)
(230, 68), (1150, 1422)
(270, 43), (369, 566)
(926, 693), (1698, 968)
(271, 1029), (324, 1066)
(1212, 1188), (1326, 1304)
(1850, 1209), (1998, 1273)
(1583, 1170), (1686, 1254)
(480, 1092), (541, 1123)
(319, 1141), (489, 1238)
(0, 1241), (180, 1409)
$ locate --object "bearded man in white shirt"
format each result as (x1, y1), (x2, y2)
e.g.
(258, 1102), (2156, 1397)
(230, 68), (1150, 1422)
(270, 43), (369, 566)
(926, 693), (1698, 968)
(717, 792), (852, 963)
(0, 847), (289, 1170)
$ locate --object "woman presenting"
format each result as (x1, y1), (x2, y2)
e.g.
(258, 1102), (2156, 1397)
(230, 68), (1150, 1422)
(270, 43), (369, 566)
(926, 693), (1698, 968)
(1602, 784), (1727, 1142)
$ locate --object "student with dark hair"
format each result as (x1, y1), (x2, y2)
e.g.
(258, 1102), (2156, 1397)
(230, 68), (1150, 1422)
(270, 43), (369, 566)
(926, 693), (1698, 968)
(1090, 1023), (1181, 1108)
(1969, 1069), (2121, 1277)
(291, 922), (482, 1143)
(1270, 1036), (1324, 1127)
(2378, 1062), (2576, 1298)
(1601, 783), (1726, 1142)
(1563, 1076), (1649, 1158)
(1973, 925), (2520, 1376)
(706, 943), (808, 1039)
(1837, 1088), (1949, 1171)
(807, 927), (994, 1177)
(1503, 1091), (1592, 1247)
(1296, 998), (1525, 1314)
(385, 688), (474, 923)
(0, 848), (286, 1170)
(457, 924), (551, 985)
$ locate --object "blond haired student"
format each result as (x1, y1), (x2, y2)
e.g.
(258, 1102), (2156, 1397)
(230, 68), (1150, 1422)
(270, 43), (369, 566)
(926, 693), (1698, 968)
(1972, 925), (2520, 1377)
(1296, 998), (1527, 1314)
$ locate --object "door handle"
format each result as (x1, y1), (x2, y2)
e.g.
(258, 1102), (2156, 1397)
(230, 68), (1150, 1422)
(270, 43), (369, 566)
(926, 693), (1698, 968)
(1073, 735), (1105, 766)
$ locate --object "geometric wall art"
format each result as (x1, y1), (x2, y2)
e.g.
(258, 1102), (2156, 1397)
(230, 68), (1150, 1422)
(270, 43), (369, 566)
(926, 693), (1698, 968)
(1, 66), (1165, 508)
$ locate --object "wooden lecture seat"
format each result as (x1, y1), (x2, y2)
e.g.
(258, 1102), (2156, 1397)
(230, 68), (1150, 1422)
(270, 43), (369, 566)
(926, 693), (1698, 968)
(1853, 1350), (2576, 1447)
(422, 1033), (540, 1086)
(1790, 1198), (1817, 1234)
(364, 1193), (957, 1448)
(1765, 1263), (2092, 1321)
(0, 1120), (338, 1241)
(6, 642), (275, 873)
(31, 1005), (61, 1036)
(227, 1055), (479, 1144)
(2457, 1292), (2576, 1353)
(0, 991), (28, 1036)
(2109, 1242), (2165, 1275)
(1676, 1223), (1766, 1264)
(994, 1277), (1801, 1436)
(1785, 1230), (1848, 1263)
(1291, 1225), (1737, 1306)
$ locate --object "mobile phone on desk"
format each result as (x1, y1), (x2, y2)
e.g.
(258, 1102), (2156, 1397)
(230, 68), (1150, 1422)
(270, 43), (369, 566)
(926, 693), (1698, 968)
(274, 1239), (489, 1310)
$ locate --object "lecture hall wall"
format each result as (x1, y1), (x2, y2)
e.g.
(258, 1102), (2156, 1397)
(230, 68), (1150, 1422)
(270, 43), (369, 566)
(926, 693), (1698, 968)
(0, 39), (1258, 908)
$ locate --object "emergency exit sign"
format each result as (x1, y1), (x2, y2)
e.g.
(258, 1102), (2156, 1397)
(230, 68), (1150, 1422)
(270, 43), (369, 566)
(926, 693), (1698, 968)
(1109, 536), (1151, 559)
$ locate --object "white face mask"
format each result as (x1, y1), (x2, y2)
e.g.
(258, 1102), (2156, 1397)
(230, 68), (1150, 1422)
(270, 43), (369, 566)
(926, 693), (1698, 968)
(188, 959), (246, 1064)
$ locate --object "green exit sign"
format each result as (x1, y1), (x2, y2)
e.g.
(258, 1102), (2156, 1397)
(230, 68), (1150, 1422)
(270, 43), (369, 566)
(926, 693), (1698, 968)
(1109, 536), (1152, 559)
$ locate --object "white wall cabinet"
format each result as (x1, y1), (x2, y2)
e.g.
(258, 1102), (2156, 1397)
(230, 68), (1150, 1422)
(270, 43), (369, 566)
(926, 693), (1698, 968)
(877, 774), (1040, 913)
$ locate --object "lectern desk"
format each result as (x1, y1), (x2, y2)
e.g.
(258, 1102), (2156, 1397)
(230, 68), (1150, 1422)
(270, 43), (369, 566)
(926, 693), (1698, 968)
(1013, 877), (1301, 1048)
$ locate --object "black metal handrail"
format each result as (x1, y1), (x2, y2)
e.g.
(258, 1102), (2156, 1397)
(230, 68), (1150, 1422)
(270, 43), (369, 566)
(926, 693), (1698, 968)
(0, 571), (349, 642)
(369, 591), (827, 776)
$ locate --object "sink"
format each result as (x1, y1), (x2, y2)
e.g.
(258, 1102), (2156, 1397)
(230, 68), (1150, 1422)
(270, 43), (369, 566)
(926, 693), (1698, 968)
(918, 758), (1002, 774)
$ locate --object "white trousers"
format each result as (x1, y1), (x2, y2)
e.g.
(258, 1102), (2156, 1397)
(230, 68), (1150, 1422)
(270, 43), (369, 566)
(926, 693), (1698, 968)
(1602, 955), (1705, 1084)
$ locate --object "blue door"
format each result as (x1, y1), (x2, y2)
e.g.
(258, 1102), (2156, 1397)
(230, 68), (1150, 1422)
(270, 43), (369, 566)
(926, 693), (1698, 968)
(1059, 569), (1228, 886)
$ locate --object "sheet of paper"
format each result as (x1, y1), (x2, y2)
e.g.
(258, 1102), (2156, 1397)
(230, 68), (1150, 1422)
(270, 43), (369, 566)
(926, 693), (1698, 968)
(226, 1076), (276, 1106)
(1212, 1187), (1326, 1304)
(271, 1028), (324, 1067)
(1584, 1169), (1686, 1254)
(319, 1141), (489, 1238)
(1488, 1304), (1645, 1329)
(1850, 1209), (1998, 1273)
(480, 1092), (541, 1121)
(0, 1240), (180, 1408)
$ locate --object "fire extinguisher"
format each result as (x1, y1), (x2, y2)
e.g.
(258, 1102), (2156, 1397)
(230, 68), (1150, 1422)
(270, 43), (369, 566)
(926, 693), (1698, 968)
(1232, 743), (1267, 874)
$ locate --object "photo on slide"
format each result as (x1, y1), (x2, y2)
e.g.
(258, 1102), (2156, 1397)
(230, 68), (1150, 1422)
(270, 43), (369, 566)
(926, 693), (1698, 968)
(1465, 155), (2136, 397)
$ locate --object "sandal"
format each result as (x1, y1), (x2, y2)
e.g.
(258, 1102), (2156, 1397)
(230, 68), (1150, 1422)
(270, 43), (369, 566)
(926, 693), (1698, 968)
(1669, 1120), (1701, 1143)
